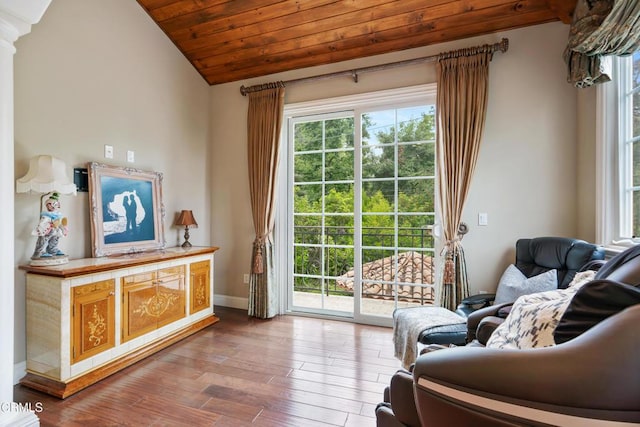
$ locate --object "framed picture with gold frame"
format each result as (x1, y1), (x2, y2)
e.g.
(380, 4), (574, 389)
(87, 162), (165, 257)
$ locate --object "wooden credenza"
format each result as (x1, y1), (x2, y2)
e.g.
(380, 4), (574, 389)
(19, 246), (219, 398)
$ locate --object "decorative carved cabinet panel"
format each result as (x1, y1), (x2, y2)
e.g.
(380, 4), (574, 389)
(122, 266), (186, 342)
(156, 266), (186, 327)
(122, 272), (157, 342)
(20, 246), (218, 399)
(71, 279), (115, 363)
(190, 260), (210, 315)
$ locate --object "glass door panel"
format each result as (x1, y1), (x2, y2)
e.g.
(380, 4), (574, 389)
(359, 105), (437, 318)
(291, 114), (355, 315)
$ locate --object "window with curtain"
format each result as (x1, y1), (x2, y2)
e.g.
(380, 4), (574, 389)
(597, 51), (640, 246)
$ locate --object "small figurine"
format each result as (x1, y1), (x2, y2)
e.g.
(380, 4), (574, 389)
(31, 192), (69, 260)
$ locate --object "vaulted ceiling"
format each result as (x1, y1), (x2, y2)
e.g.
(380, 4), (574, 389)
(136, 0), (577, 86)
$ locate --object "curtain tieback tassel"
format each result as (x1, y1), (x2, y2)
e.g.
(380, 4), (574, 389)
(443, 256), (455, 286)
(252, 239), (265, 274)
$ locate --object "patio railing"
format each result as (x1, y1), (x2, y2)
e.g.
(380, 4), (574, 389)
(293, 225), (435, 304)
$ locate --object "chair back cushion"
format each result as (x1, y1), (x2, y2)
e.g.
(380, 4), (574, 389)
(594, 244), (640, 285)
(515, 237), (604, 289)
(554, 280), (640, 344)
(554, 244), (640, 344)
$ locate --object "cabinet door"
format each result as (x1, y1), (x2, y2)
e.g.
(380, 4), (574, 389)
(190, 260), (211, 314)
(122, 267), (186, 342)
(72, 280), (115, 363)
(122, 272), (159, 342)
(155, 265), (186, 328)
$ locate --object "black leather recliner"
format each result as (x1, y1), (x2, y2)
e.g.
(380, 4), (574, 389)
(466, 238), (616, 346)
(377, 244), (640, 427)
(420, 237), (605, 346)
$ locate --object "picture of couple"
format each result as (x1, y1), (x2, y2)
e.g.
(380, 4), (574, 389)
(122, 193), (138, 233)
(99, 175), (155, 245)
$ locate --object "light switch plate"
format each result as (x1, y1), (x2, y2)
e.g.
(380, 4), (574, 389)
(127, 150), (135, 163)
(478, 212), (488, 226)
(104, 145), (113, 159)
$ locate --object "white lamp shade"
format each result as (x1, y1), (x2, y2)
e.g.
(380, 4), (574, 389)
(16, 155), (77, 195)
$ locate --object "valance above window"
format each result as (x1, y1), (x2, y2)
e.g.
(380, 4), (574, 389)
(565, 0), (640, 88)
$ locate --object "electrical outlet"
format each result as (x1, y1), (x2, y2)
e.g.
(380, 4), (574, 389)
(243, 274), (250, 284)
(104, 145), (113, 159)
(127, 150), (135, 163)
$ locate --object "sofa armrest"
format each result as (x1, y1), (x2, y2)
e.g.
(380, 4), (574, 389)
(579, 259), (606, 272)
(375, 403), (407, 427)
(413, 305), (640, 424)
(386, 369), (422, 427)
(465, 302), (512, 342)
(475, 316), (505, 345)
(454, 293), (496, 317)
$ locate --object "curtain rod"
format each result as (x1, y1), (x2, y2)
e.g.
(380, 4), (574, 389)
(240, 38), (509, 96)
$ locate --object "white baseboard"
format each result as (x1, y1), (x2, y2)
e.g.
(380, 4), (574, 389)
(13, 361), (26, 386)
(0, 410), (39, 427)
(214, 294), (248, 310)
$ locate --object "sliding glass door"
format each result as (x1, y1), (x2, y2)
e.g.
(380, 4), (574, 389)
(283, 87), (437, 324)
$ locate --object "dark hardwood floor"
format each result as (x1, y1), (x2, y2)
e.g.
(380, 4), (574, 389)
(14, 306), (401, 426)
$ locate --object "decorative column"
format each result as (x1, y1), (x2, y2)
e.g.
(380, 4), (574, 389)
(0, 1), (51, 426)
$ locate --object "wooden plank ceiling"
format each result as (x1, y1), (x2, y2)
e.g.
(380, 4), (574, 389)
(136, 0), (577, 86)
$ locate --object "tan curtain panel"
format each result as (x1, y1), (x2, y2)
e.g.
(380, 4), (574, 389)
(565, 0), (640, 87)
(436, 48), (491, 311)
(247, 82), (285, 319)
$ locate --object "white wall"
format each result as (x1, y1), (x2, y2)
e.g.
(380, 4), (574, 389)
(13, 0), (211, 366)
(210, 22), (582, 304)
(576, 87), (598, 242)
(11, 5), (588, 366)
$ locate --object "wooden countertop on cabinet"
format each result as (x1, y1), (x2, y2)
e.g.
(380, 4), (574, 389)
(20, 246), (219, 277)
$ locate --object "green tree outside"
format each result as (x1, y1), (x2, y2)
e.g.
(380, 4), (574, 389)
(292, 107), (436, 297)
